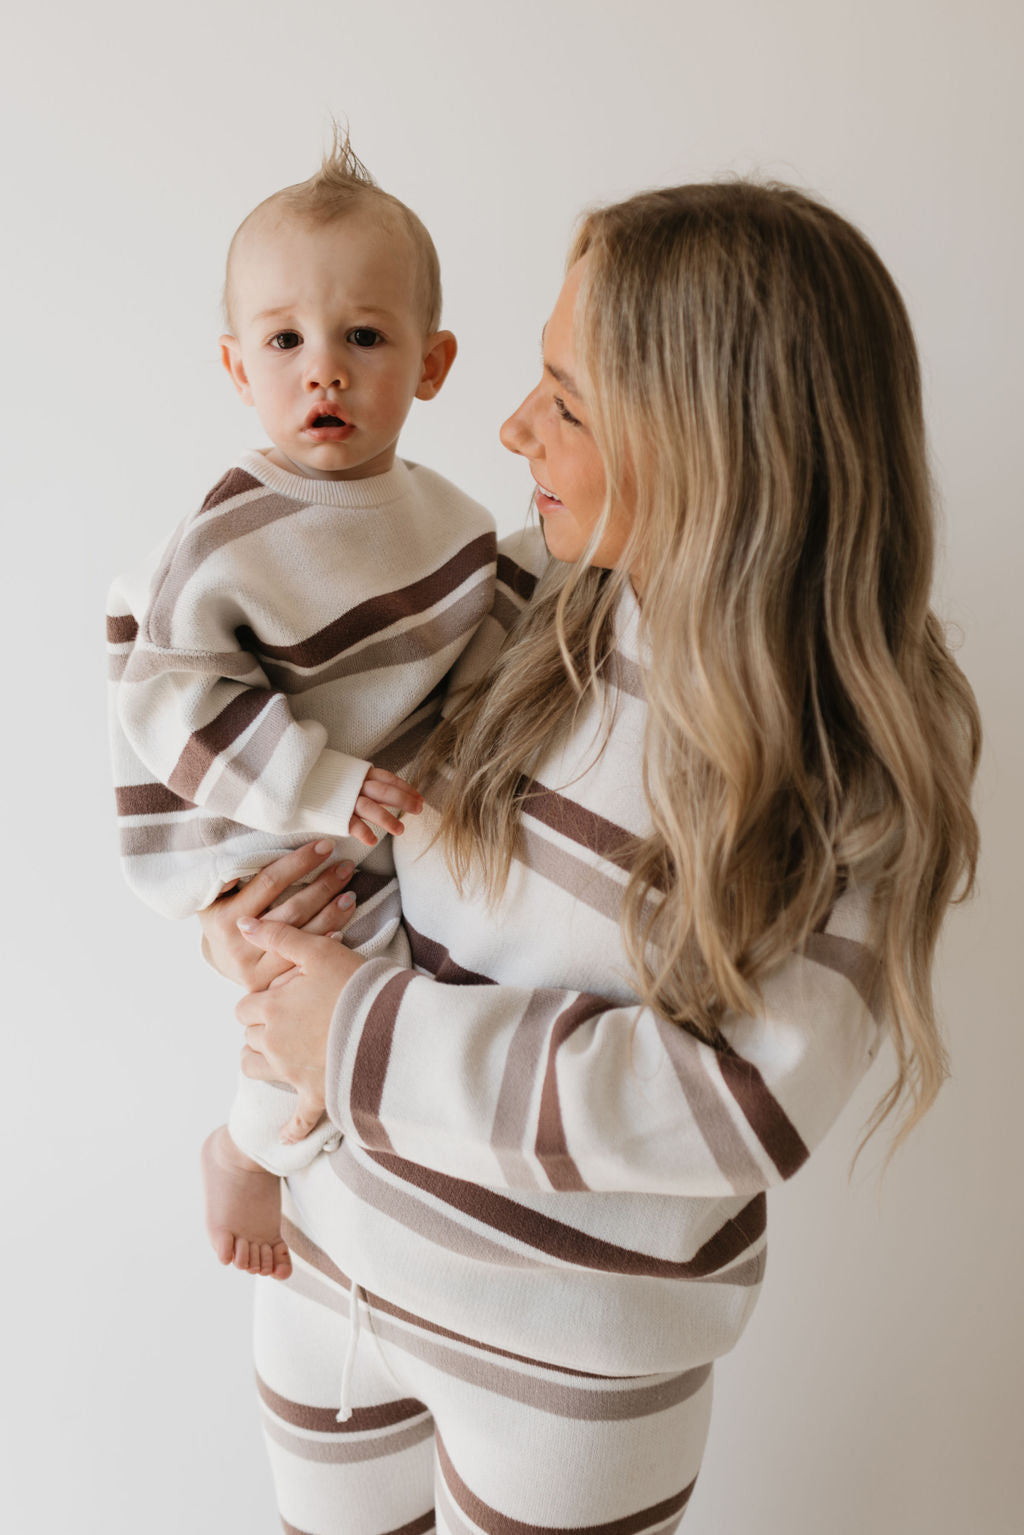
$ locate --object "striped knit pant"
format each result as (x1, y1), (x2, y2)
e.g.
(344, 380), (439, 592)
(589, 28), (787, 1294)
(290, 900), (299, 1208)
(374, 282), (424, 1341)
(253, 1210), (713, 1535)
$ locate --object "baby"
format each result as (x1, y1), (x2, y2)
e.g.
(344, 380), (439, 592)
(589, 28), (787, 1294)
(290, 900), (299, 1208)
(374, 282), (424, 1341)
(107, 133), (496, 1280)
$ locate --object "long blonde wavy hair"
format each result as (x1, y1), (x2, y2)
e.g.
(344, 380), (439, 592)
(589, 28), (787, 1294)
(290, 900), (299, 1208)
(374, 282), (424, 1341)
(421, 181), (981, 1153)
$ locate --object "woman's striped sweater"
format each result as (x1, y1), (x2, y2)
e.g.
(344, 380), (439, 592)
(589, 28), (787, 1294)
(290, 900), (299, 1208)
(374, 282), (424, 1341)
(286, 527), (884, 1376)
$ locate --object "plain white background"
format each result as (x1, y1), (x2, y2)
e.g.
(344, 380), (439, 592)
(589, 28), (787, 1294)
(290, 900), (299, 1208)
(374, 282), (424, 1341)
(3, 2), (1021, 1530)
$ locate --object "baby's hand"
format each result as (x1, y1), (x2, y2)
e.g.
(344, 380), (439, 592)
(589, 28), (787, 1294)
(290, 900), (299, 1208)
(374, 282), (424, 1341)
(348, 766), (424, 847)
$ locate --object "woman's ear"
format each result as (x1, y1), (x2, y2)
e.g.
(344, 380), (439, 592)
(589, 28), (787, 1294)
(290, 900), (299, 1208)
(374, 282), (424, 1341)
(415, 330), (458, 401)
(220, 335), (254, 405)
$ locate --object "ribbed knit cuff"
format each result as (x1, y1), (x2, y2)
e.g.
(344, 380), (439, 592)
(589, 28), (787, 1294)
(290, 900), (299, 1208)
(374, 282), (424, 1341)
(288, 750), (373, 837)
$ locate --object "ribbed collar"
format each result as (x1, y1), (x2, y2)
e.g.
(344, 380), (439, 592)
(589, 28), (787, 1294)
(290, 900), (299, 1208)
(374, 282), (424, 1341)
(237, 449), (415, 509)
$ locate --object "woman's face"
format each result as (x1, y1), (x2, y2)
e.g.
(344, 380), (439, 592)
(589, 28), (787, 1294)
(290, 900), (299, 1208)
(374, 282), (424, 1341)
(500, 259), (633, 570)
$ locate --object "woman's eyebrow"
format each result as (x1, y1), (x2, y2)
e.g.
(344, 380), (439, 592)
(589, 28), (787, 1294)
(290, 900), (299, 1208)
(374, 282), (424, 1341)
(539, 324), (581, 396)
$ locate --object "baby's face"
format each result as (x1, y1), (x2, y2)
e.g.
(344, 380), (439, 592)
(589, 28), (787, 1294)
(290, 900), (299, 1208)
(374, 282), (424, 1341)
(222, 210), (436, 480)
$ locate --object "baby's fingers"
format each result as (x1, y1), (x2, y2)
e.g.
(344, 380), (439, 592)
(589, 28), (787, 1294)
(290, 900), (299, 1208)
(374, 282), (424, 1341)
(360, 770), (424, 816)
(280, 1093), (325, 1145)
(352, 798), (404, 838)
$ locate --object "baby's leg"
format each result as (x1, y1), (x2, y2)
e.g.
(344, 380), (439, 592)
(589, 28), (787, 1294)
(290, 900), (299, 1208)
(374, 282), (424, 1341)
(201, 1124), (291, 1280)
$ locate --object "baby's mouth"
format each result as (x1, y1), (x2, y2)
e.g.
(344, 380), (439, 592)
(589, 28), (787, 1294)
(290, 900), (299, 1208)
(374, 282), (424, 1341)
(313, 413), (346, 428)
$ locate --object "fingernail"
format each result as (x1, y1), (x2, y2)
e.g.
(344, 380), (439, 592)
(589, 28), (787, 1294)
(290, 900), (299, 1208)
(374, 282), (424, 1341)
(327, 930), (345, 941)
(237, 917), (257, 932)
(337, 892), (356, 908)
(337, 860), (354, 875)
(313, 839), (334, 855)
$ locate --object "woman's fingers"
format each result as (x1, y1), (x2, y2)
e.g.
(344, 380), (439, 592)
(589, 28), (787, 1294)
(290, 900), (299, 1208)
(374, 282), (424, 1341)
(301, 888), (358, 937)
(266, 859), (354, 926)
(233, 840), (337, 918)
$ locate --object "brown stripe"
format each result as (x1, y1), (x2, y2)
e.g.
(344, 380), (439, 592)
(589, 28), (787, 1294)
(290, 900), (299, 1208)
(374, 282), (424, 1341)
(520, 779), (637, 872)
(343, 888), (403, 952)
(520, 825), (626, 923)
(607, 650), (646, 700)
(803, 930), (881, 1014)
(406, 923), (496, 986)
(365, 1148), (767, 1279)
(490, 588), (526, 635)
(715, 1044), (809, 1180)
(496, 552), (539, 600)
(657, 1030), (767, 1194)
(257, 583), (492, 694)
(106, 613), (138, 644)
(436, 1433), (695, 1535)
(119, 813), (248, 858)
(349, 971), (417, 1150)
(115, 781), (196, 816)
(283, 1517), (433, 1535)
(256, 1371), (426, 1434)
(263, 1406), (433, 1466)
(237, 532), (496, 668)
(167, 687), (276, 800)
(199, 465), (263, 514)
(535, 996), (607, 1192)
(198, 699), (293, 817)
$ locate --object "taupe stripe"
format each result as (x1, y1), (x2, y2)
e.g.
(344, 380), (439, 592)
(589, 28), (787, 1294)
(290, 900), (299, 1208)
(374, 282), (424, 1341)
(262, 1404), (433, 1464)
(256, 1371), (426, 1434)
(167, 687), (276, 801)
(607, 650), (646, 701)
(496, 552), (539, 600)
(256, 583), (491, 694)
(120, 813), (248, 857)
(349, 971), (417, 1151)
(406, 922), (496, 986)
(491, 990), (569, 1188)
(658, 1029), (767, 1193)
(364, 1148), (767, 1279)
(235, 533), (496, 668)
(536, 996), (608, 1192)
(106, 613), (138, 644)
(115, 782), (196, 816)
(715, 1044), (809, 1180)
(146, 487), (301, 647)
(804, 930), (881, 1014)
(283, 1236), (715, 1423)
(436, 1433), (696, 1535)
(343, 887), (401, 950)
(521, 779), (637, 873)
(192, 697), (294, 817)
(121, 646), (264, 682)
(198, 465), (263, 514)
(521, 825), (625, 922)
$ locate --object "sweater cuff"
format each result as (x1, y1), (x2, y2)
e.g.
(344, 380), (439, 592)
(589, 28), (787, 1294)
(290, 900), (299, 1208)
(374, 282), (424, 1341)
(289, 749), (373, 837)
(325, 957), (413, 1139)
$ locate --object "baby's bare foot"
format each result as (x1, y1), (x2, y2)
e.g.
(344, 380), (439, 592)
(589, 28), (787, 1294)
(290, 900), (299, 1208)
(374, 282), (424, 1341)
(200, 1125), (292, 1280)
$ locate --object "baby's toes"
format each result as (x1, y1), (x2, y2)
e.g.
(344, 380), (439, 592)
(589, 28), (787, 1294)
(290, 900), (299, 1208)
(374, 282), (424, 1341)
(233, 1237), (251, 1272)
(272, 1242), (292, 1281)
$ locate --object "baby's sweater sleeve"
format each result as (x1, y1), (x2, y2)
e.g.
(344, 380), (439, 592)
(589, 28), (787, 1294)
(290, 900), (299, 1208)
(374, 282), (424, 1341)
(107, 519), (372, 917)
(322, 887), (883, 1199)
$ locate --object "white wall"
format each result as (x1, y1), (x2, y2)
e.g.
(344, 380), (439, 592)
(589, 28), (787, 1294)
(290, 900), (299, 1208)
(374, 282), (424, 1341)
(3, 2), (1020, 1530)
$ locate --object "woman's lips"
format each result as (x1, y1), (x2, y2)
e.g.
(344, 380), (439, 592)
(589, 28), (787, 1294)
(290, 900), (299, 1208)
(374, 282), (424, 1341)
(533, 480), (564, 515)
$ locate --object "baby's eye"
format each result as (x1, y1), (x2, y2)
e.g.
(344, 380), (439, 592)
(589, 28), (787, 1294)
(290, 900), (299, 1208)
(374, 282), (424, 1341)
(554, 396), (582, 427)
(348, 328), (383, 348)
(269, 331), (302, 350)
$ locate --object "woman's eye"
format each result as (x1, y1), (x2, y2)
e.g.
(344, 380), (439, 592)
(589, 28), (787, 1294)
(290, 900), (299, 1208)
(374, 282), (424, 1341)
(349, 328), (383, 348)
(269, 331), (301, 350)
(554, 396), (582, 427)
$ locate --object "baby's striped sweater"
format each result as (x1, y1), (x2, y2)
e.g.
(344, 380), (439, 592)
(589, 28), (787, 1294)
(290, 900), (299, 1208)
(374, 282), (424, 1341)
(107, 450), (496, 920)
(287, 527), (885, 1375)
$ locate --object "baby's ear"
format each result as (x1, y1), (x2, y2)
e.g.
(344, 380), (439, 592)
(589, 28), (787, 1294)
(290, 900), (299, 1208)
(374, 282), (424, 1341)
(220, 335), (253, 405)
(415, 331), (458, 401)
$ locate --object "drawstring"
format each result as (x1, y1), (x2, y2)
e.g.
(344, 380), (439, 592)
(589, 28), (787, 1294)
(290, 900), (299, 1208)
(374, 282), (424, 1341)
(336, 1274), (361, 1423)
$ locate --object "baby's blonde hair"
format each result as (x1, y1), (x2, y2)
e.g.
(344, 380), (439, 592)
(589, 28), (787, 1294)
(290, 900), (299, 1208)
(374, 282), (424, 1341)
(223, 123), (442, 333)
(422, 180), (981, 1160)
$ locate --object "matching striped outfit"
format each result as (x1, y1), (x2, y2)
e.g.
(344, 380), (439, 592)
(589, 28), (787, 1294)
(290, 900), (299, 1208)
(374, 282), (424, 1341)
(106, 449), (497, 1171)
(263, 530), (885, 1531)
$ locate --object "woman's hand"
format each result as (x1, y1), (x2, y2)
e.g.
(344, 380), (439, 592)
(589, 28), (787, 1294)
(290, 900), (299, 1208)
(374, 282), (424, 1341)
(199, 840), (358, 992)
(234, 919), (367, 1143)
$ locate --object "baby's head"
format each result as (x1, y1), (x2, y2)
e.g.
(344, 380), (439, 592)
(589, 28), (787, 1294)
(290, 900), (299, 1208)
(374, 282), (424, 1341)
(221, 132), (456, 481)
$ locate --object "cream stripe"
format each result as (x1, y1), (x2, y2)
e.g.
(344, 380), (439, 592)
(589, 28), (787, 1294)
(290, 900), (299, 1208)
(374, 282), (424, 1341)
(520, 826), (625, 922)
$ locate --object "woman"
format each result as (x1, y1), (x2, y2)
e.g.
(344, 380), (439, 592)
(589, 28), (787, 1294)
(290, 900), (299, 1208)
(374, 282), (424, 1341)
(202, 182), (980, 1532)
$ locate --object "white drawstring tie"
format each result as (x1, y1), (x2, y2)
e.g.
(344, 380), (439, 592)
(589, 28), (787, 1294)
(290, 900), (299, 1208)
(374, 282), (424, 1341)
(336, 1274), (361, 1423)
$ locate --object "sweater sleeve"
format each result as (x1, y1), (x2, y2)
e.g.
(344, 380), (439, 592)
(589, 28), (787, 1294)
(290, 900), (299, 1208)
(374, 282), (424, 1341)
(108, 535), (372, 845)
(323, 889), (883, 1198)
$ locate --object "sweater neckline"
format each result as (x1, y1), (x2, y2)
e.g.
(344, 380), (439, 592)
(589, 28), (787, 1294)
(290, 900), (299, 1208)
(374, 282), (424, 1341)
(237, 448), (414, 509)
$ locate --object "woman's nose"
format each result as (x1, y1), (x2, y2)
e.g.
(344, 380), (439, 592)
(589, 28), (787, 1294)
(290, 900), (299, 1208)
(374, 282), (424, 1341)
(500, 393), (539, 457)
